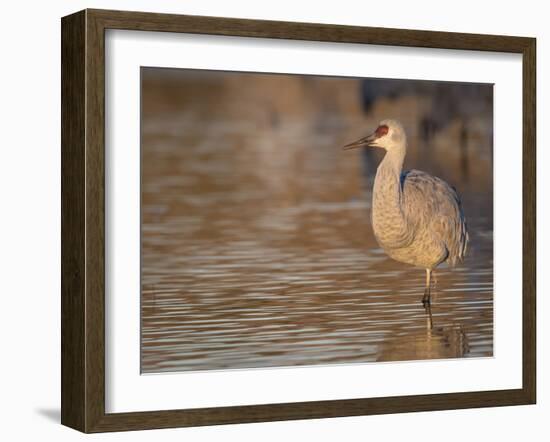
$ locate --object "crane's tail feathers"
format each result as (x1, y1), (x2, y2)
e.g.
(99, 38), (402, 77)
(448, 215), (468, 267)
(454, 219), (469, 266)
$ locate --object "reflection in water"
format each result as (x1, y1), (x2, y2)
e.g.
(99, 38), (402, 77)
(377, 302), (470, 362)
(141, 69), (493, 373)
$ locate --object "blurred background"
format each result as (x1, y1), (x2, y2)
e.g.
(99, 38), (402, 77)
(141, 67), (493, 373)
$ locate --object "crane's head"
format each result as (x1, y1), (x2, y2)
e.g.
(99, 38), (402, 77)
(343, 119), (406, 152)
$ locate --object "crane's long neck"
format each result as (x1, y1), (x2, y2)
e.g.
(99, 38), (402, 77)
(371, 148), (409, 247)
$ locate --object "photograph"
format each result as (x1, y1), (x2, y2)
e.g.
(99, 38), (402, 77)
(140, 67), (494, 374)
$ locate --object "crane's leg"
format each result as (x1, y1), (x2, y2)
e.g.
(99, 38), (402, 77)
(422, 268), (432, 305)
(424, 298), (433, 329)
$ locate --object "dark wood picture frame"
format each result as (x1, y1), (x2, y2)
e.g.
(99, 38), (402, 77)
(61, 8), (536, 433)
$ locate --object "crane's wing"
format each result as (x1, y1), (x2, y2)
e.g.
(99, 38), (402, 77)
(401, 169), (468, 266)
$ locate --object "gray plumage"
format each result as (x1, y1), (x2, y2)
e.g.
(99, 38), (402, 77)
(344, 119), (468, 303)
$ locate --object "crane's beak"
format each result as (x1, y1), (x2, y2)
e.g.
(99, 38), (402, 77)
(342, 132), (377, 150)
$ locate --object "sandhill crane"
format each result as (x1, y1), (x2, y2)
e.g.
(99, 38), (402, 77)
(344, 119), (468, 304)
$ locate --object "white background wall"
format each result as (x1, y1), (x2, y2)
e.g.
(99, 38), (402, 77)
(0, 0), (547, 440)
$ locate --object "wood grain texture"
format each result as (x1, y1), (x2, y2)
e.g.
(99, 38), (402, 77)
(90, 8), (532, 52)
(61, 10), (86, 431)
(85, 9), (107, 432)
(522, 38), (536, 403)
(60, 8), (537, 433)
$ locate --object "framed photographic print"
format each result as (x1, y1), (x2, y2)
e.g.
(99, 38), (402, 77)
(61, 9), (536, 433)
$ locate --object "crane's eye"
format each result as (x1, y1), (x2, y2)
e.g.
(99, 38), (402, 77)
(375, 125), (389, 137)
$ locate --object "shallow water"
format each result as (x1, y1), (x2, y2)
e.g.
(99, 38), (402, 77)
(141, 70), (493, 373)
